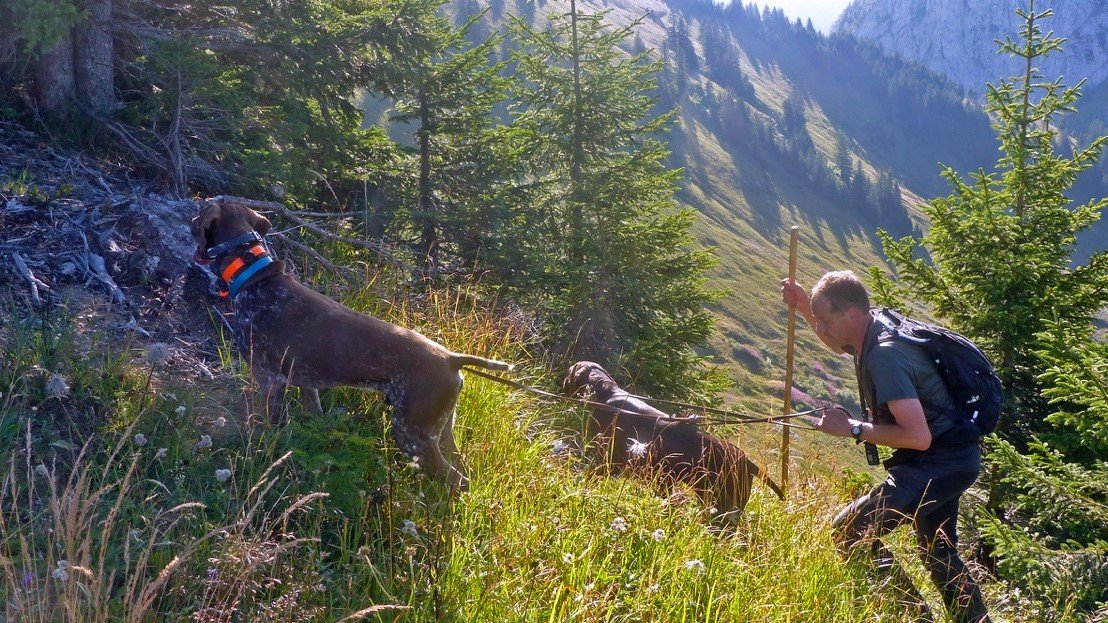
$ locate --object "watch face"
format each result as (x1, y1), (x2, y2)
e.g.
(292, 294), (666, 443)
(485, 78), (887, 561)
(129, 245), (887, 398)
(851, 424), (862, 437)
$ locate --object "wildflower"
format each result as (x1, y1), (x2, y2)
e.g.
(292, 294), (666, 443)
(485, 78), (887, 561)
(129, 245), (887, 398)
(213, 416), (227, 428)
(406, 459), (421, 470)
(207, 567), (218, 580)
(562, 552), (574, 564)
(175, 405), (186, 415)
(146, 343), (170, 366)
(33, 464), (49, 478)
(155, 447), (167, 460)
(610, 516), (628, 533)
(400, 520), (419, 537)
(21, 569), (34, 590)
(357, 545), (372, 558)
(197, 435), (212, 449)
(551, 439), (570, 456)
(652, 529), (665, 542)
(627, 438), (648, 459)
(45, 373), (70, 399)
(134, 433), (148, 446)
(51, 560), (69, 582)
(684, 559), (705, 572)
(215, 469), (232, 483)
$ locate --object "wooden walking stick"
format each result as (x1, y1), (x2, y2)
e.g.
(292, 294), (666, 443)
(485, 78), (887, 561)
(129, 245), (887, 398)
(781, 225), (799, 495)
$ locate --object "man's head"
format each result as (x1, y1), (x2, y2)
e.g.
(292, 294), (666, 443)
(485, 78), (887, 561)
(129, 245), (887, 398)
(809, 270), (871, 354)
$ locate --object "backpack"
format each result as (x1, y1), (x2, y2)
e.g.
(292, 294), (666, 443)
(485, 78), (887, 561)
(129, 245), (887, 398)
(873, 308), (1003, 438)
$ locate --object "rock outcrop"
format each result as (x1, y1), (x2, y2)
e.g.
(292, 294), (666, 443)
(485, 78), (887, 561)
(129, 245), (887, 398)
(835, 0), (1108, 95)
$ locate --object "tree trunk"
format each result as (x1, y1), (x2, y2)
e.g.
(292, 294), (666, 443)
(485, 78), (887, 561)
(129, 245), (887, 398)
(33, 35), (76, 115)
(417, 84), (438, 277)
(74, 0), (115, 117)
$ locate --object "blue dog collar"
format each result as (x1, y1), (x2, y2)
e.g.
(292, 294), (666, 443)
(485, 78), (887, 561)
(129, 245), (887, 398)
(228, 254), (274, 298)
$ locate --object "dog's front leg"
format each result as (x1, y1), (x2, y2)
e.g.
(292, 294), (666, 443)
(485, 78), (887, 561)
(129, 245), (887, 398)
(258, 376), (290, 426)
(302, 387), (323, 414)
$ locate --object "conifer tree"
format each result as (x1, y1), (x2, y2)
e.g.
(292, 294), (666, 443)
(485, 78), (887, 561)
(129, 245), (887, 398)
(875, 3), (1108, 441)
(509, 6), (722, 398)
(383, 8), (510, 276)
(872, 4), (1108, 615)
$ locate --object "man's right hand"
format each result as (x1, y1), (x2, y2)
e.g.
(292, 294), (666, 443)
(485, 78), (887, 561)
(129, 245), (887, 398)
(780, 278), (810, 311)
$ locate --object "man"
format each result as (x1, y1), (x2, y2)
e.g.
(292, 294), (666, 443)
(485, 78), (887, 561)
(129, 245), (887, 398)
(781, 270), (990, 623)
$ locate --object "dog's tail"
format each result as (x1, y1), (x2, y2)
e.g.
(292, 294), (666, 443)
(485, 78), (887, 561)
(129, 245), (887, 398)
(746, 458), (786, 500)
(451, 353), (514, 371)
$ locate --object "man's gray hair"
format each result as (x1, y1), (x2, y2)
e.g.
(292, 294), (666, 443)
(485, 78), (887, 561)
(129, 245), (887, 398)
(811, 270), (870, 313)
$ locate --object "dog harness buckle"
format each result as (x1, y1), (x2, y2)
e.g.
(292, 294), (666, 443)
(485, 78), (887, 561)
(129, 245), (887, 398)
(218, 245), (272, 298)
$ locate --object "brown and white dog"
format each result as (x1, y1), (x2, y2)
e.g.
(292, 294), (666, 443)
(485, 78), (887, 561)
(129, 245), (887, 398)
(190, 197), (511, 488)
(563, 361), (784, 518)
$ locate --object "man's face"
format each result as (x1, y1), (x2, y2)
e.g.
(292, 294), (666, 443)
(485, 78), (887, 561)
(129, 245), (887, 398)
(811, 295), (854, 354)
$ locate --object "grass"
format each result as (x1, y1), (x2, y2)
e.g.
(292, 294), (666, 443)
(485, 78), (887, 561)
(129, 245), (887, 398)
(0, 279), (1016, 622)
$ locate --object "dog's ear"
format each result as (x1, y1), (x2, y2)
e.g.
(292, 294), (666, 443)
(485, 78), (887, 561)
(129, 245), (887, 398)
(561, 368), (575, 397)
(245, 208), (271, 236)
(191, 202), (222, 246)
(563, 362), (585, 397)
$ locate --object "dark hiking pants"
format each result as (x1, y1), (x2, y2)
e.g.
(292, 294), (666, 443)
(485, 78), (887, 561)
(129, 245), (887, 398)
(833, 462), (991, 623)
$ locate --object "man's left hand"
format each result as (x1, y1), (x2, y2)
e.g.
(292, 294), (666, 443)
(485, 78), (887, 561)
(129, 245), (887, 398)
(816, 405), (857, 438)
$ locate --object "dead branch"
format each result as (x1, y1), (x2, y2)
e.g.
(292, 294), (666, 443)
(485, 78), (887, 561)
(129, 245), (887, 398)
(272, 233), (353, 277)
(77, 230), (127, 305)
(12, 252), (51, 305)
(206, 195), (412, 269)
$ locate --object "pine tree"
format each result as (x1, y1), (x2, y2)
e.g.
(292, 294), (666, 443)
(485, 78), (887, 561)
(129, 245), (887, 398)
(383, 8), (510, 276)
(875, 3), (1108, 442)
(509, 6), (722, 398)
(872, 4), (1108, 615)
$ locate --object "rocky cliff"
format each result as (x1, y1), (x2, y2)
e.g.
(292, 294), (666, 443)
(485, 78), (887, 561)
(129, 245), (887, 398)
(835, 0), (1108, 95)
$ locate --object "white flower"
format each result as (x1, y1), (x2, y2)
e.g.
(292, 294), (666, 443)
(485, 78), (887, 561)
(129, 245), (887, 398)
(46, 373), (70, 399)
(51, 561), (69, 581)
(400, 520), (420, 537)
(155, 447), (167, 460)
(146, 343), (170, 366)
(33, 464), (49, 478)
(215, 469), (232, 483)
(683, 559), (705, 572)
(551, 439), (570, 456)
(627, 438), (648, 459)
(213, 416), (227, 428)
(175, 405), (186, 415)
(610, 516), (628, 533)
(562, 552), (574, 564)
(134, 433), (148, 446)
(197, 435), (212, 449)
(651, 529), (665, 542)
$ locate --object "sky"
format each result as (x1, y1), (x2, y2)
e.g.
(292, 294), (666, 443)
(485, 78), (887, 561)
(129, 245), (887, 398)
(754, 0), (855, 33)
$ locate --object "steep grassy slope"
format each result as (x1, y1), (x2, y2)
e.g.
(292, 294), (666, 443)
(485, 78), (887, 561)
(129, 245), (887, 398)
(3, 278), (1020, 621)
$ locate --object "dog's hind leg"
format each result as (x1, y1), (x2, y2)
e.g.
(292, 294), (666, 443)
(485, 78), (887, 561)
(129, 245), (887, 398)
(391, 409), (467, 490)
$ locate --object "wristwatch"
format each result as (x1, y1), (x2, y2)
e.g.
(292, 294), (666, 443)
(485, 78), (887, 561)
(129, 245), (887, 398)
(850, 423), (864, 444)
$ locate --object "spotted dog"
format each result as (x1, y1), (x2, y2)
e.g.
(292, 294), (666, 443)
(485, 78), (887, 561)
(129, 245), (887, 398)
(191, 197), (511, 488)
(563, 361), (784, 518)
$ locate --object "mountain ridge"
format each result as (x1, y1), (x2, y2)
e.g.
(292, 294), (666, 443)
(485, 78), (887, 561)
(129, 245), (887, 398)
(835, 0), (1108, 96)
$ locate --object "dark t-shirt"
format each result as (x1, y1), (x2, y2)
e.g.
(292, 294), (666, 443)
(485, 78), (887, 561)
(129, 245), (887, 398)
(858, 311), (980, 467)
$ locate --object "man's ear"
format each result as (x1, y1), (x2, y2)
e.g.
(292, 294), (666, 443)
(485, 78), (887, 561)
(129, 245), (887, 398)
(246, 208), (271, 237)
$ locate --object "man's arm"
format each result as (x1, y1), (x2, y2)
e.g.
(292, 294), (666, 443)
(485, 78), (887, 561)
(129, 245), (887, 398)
(817, 400), (933, 451)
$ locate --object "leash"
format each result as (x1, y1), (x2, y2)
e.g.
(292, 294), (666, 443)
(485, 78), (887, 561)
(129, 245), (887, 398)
(461, 367), (819, 431)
